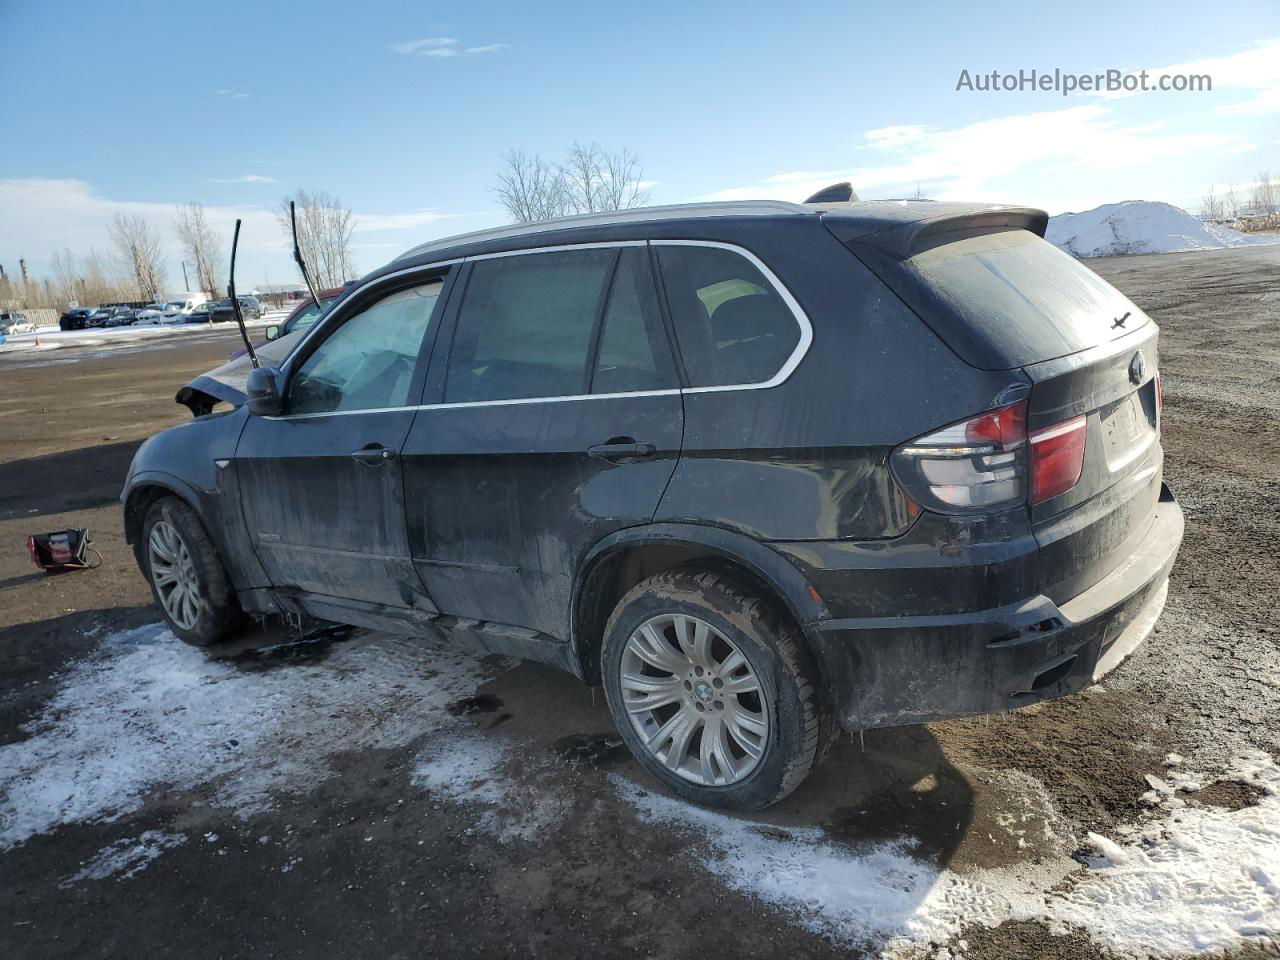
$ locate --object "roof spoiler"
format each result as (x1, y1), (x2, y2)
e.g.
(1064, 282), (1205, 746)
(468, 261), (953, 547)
(829, 206), (1050, 260)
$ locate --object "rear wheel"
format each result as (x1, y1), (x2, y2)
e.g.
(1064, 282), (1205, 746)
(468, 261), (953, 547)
(141, 497), (244, 646)
(602, 569), (832, 810)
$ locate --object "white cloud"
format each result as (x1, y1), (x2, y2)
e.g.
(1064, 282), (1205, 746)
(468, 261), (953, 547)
(1097, 36), (1280, 115)
(215, 89), (250, 100)
(391, 37), (508, 58)
(699, 104), (1251, 208)
(0, 178), (480, 281)
(209, 175), (278, 184)
(353, 208), (464, 231)
(391, 37), (457, 54)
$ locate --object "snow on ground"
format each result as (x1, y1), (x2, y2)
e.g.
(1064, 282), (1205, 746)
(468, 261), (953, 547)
(1047, 201), (1280, 258)
(0, 310), (289, 354)
(4, 623), (1277, 955)
(0, 624), (492, 849)
(613, 753), (1280, 958)
(60, 831), (187, 886)
(413, 729), (569, 842)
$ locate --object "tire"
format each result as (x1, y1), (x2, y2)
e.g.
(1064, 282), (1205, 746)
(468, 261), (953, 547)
(141, 496), (245, 646)
(602, 568), (834, 810)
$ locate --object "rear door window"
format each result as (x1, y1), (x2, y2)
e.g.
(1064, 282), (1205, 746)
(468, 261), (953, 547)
(881, 229), (1148, 369)
(445, 249), (615, 403)
(655, 245), (800, 387)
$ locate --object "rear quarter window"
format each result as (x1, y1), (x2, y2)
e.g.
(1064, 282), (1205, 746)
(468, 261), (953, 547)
(874, 229), (1147, 370)
(655, 245), (801, 387)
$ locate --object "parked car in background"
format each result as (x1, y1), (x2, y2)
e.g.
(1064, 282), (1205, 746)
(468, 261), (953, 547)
(127, 199), (1183, 811)
(59, 307), (98, 330)
(1, 311), (35, 335)
(229, 286), (347, 360)
(95, 307), (137, 327)
(132, 302), (168, 325)
(208, 297), (264, 323)
(187, 302), (212, 323)
(165, 298), (198, 318)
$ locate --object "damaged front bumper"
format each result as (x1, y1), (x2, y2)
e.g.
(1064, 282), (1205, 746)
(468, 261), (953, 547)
(806, 483), (1184, 731)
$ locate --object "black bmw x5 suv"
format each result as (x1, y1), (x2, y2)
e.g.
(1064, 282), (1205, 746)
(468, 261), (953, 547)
(123, 199), (1183, 809)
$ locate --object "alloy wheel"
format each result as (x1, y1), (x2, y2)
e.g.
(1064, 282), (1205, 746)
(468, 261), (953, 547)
(147, 519), (202, 631)
(620, 613), (769, 786)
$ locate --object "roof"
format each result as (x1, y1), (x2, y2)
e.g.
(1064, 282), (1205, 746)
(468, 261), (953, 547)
(394, 200), (813, 262)
(390, 198), (1050, 266)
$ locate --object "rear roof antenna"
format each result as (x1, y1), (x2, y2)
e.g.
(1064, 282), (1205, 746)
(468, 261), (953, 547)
(290, 200), (323, 310)
(803, 181), (859, 205)
(227, 219), (260, 369)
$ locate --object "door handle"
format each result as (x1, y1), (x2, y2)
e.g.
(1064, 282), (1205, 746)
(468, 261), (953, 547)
(587, 439), (656, 463)
(351, 445), (397, 465)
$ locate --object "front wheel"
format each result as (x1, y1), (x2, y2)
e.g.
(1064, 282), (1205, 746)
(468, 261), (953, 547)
(602, 569), (833, 810)
(141, 497), (244, 646)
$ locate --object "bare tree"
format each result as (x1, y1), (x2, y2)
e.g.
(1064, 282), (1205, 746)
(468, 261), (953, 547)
(277, 189), (356, 289)
(108, 212), (166, 301)
(559, 142), (649, 215)
(493, 144), (651, 224)
(1223, 186), (1241, 222)
(1200, 185), (1224, 221)
(493, 150), (569, 223)
(1252, 171), (1277, 216)
(174, 202), (223, 297)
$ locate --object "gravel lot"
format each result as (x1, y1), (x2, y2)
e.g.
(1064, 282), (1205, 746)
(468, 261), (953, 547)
(1, 247), (1277, 960)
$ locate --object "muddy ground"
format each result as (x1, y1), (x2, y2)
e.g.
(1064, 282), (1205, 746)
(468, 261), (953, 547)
(1, 247), (1277, 959)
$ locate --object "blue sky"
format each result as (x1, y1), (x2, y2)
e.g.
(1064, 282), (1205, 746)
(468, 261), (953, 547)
(1, 0), (1277, 288)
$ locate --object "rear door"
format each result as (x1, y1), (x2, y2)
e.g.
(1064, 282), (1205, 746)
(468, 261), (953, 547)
(401, 244), (684, 640)
(236, 273), (451, 608)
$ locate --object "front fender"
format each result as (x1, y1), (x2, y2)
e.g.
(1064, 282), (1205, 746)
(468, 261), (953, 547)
(121, 410), (268, 593)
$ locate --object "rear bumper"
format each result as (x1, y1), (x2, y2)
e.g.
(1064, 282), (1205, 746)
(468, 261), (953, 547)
(807, 483), (1184, 730)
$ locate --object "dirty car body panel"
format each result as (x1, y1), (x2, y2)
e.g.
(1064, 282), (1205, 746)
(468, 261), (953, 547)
(124, 199), (1183, 733)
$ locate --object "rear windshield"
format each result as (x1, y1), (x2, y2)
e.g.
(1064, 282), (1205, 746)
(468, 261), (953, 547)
(870, 229), (1147, 369)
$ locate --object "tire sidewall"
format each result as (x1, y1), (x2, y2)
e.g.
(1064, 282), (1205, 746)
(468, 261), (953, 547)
(602, 574), (810, 810)
(141, 498), (225, 646)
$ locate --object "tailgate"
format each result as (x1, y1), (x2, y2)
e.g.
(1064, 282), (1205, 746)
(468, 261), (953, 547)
(1023, 325), (1163, 603)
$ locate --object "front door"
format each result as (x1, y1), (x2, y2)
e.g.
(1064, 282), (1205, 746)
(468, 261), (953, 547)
(237, 276), (449, 608)
(402, 245), (684, 639)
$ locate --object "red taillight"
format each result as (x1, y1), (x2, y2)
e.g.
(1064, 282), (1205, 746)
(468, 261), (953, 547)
(964, 403), (1027, 447)
(892, 401), (1028, 512)
(1029, 416), (1086, 504)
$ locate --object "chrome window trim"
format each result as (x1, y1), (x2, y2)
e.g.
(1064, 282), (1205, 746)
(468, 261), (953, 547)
(263, 239), (812, 421)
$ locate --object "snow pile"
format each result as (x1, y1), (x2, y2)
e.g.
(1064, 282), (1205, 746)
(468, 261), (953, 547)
(0, 624), (492, 848)
(1046, 201), (1280, 258)
(616, 753), (1280, 958)
(60, 831), (187, 886)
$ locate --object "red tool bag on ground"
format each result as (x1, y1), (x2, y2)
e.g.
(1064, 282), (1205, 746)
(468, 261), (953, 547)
(27, 528), (99, 573)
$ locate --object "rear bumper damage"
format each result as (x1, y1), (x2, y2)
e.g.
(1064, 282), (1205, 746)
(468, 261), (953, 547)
(807, 483), (1184, 730)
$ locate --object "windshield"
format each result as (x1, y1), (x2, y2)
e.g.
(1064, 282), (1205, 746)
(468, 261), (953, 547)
(284, 297), (337, 334)
(167, 302), (185, 310)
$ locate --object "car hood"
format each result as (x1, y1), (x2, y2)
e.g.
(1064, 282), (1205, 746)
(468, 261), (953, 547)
(175, 329), (305, 415)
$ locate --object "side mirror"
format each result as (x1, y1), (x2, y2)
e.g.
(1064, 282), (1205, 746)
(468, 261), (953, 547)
(264, 324), (281, 341)
(245, 366), (284, 417)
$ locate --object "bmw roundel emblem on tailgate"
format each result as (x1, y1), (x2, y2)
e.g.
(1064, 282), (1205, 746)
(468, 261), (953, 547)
(1129, 350), (1146, 385)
